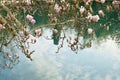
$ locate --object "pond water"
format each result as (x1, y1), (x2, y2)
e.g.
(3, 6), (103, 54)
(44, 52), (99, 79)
(0, 26), (120, 80)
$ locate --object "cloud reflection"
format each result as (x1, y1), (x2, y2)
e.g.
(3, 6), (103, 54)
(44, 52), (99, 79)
(26, 34), (120, 80)
(1, 29), (120, 80)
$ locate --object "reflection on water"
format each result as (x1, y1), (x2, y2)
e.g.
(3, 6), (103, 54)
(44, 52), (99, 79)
(0, 27), (120, 80)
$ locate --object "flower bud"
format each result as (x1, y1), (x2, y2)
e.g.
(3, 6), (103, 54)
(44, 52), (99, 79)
(98, 10), (104, 17)
(106, 5), (112, 12)
(30, 19), (36, 25)
(26, 14), (33, 21)
(79, 6), (85, 14)
(0, 24), (5, 30)
(101, 0), (105, 3)
(26, 0), (31, 6)
(96, 0), (105, 3)
(88, 28), (93, 35)
(52, 29), (58, 34)
(112, 0), (120, 10)
(54, 4), (62, 13)
(92, 15), (100, 22)
(35, 29), (42, 37)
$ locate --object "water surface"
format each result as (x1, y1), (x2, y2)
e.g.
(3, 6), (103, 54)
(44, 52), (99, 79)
(0, 27), (120, 80)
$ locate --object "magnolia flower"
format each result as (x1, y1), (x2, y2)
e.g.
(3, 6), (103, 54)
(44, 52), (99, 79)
(86, 12), (92, 22)
(101, 0), (105, 3)
(26, 14), (36, 25)
(106, 5), (112, 12)
(87, 0), (92, 3)
(35, 29), (42, 36)
(92, 15), (100, 22)
(30, 19), (36, 25)
(0, 24), (5, 30)
(52, 17), (57, 23)
(27, 34), (36, 43)
(8, 55), (13, 61)
(54, 4), (62, 13)
(88, 28), (93, 34)
(85, 2), (89, 6)
(98, 10), (104, 17)
(48, 13), (52, 17)
(48, 13), (53, 22)
(54, 4), (59, 9)
(96, 0), (105, 3)
(26, 14), (33, 21)
(52, 29), (58, 34)
(31, 37), (36, 43)
(60, 0), (65, 3)
(112, 0), (119, 5)
(79, 6), (85, 14)
(48, 0), (55, 5)
(112, 0), (120, 9)
(26, 0), (31, 6)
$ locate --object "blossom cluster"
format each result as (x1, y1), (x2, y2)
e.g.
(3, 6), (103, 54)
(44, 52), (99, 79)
(26, 0), (31, 6)
(26, 14), (36, 25)
(0, 24), (5, 30)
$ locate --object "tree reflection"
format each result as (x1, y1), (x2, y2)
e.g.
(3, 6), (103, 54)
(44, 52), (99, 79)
(0, 43), (19, 71)
(52, 24), (62, 45)
(0, 0), (119, 68)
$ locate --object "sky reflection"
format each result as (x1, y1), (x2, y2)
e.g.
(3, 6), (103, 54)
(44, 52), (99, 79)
(0, 28), (120, 80)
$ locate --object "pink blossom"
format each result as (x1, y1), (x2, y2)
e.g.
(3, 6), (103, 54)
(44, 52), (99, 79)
(0, 24), (5, 30)
(26, 14), (33, 21)
(79, 6), (85, 14)
(112, 0), (119, 5)
(35, 29), (42, 36)
(26, 14), (36, 25)
(0, 24), (3, 29)
(92, 15), (100, 22)
(60, 0), (65, 3)
(85, 2), (89, 6)
(86, 12), (92, 22)
(27, 34), (36, 43)
(31, 37), (36, 43)
(101, 0), (105, 3)
(48, 13), (53, 22)
(112, 0), (119, 9)
(27, 0), (31, 6)
(52, 29), (58, 34)
(30, 19), (36, 25)
(54, 4), (59, 10)
(98, 10), (104, 17)
(54, 4), (62, 13)
(55, 7), (62, 13)
(88, 28), (93, 34)
(96, 0), (105, 3)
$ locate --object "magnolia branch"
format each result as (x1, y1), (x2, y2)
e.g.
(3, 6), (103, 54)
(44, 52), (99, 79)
(30, 19), (75, 32)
